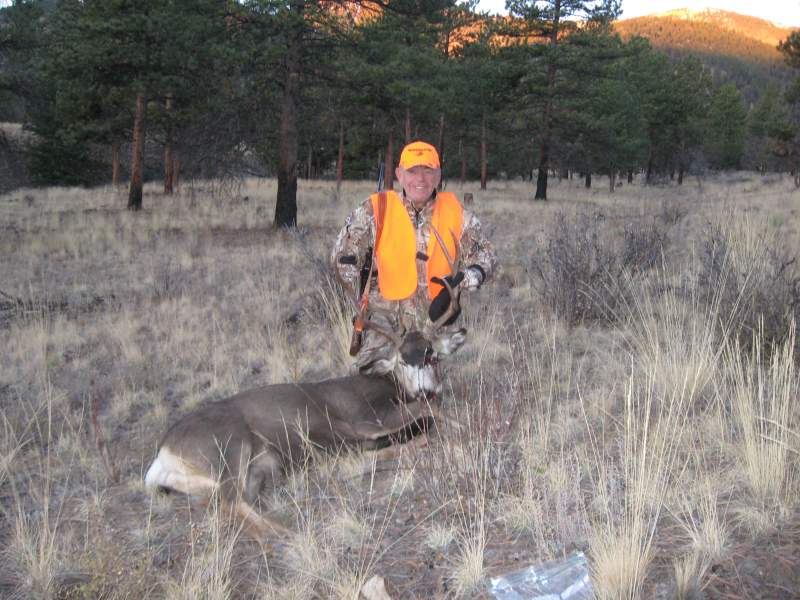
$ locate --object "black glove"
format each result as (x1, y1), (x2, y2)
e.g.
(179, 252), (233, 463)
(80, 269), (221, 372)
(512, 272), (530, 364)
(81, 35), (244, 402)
(428, 272), (464, 325)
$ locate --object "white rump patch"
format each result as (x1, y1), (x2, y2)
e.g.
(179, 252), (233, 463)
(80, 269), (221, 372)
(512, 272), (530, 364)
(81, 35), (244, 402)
(144, 447), (218, 495)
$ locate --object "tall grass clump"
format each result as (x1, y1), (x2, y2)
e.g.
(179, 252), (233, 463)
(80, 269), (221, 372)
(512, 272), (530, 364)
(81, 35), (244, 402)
(532, 212), (668, 325)
(164, 496), (240, 600)
(2, 369), (75, 600)
(587, 369), (691, 599)
(416, 370), (508, 596)
(719, 324), (798, 533)
(586, 264), (732, 598)
(317, 273), (356, 370)
(620, 266), (725, 406)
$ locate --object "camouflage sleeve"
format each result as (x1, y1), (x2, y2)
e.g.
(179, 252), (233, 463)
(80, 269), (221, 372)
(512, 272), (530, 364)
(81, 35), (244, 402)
(460, 209), (497, 281)
(330, 198), (375, 293)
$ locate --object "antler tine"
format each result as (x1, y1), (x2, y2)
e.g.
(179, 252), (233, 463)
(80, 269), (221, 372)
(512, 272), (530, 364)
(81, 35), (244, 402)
(429, 226), (463, 330)
(430, 276), (461, 329)
(429, 226), (458, 275)
(333, 252), (404, 351)
(361, 319), (404, 349)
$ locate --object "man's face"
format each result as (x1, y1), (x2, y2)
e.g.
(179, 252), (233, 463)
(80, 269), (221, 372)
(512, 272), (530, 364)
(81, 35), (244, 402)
(396, 165), (441, 208)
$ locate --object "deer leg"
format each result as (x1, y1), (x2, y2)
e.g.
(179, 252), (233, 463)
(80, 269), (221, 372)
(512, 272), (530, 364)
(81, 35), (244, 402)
(217, 442), (292, 540)
(369, 431), (430, 462)
(232, 498), (292, 539)
(244, 450), (283, 504)
(429, 408), (463, 436)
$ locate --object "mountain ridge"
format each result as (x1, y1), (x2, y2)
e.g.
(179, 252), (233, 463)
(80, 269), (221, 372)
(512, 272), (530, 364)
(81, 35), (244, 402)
(650, 8), (794, 45)
(614, 8), (795, 64)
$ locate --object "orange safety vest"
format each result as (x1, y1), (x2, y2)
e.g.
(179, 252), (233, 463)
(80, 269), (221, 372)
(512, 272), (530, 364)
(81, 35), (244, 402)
(369, 190), (463, 301)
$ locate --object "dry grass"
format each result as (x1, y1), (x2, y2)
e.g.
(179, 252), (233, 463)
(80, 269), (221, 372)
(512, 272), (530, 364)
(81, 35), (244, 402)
(1, 173), (799, 598)
(724, 325), (798, 533)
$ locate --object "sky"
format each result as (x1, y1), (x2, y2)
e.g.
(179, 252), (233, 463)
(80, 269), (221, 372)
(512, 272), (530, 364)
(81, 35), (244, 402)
(476, 0), (800, 28)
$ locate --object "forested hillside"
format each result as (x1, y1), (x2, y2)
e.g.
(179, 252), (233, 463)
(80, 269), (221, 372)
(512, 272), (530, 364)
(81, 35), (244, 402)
(1, 1), (799, 223)
(615, 9), (792, 63)
(614, 9), (794, 105)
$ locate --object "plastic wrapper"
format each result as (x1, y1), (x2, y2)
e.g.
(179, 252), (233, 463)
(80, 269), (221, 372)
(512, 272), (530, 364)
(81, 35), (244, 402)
(487, 551), (593, 600)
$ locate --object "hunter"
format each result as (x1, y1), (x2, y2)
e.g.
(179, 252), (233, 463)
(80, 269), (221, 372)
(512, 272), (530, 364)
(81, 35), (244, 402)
(331, 140), (497, 370)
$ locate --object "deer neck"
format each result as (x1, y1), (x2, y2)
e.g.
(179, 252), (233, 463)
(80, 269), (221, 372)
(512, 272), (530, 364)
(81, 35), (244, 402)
(310, 373), (401, 418)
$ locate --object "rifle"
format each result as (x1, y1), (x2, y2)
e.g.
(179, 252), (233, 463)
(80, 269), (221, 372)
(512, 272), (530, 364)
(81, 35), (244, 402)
(349, 191), (386, 356)
(376, 160), (385, 194)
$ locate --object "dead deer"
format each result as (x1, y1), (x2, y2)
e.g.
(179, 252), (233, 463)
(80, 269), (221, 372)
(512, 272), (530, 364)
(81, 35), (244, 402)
(144, 248), (465, 538)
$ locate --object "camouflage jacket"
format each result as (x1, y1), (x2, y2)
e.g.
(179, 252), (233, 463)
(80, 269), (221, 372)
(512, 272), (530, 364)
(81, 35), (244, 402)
(330, 191), (496, 364)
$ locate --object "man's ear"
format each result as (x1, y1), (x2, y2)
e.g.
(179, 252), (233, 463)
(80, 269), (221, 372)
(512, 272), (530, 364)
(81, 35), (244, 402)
(359, 356), (398, 376)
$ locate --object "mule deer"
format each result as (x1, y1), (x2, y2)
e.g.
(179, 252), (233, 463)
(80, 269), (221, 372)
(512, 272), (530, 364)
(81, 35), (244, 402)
(144, 258), (466, 537)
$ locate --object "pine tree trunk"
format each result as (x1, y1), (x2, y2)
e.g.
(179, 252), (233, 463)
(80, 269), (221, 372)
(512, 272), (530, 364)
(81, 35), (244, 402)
(534, 0), (561, 201)
(677, 164), (684, 185)
(111, 141), (121, 187)
(128, 92), (146, 211)
(172, 150), (180, 193)
(794, 156), (800, 188)
(164, 142), (174, 195)
(627, 169), (633, 184)
(274, 2), (302, 228)
(646, 155), (654, 184)
(164, 94), (174, 195)
(480, 112), (487, 191)
(459, 137), (466, 185)
(306, 145), (312, 179)
(437, 113), (445, 163)
(585, 172), (591, 188)
(384, 131), (394, 190)
(405, 108), (411, 144)
(336, 120), (345, 191)
(609, 171), (616, 193)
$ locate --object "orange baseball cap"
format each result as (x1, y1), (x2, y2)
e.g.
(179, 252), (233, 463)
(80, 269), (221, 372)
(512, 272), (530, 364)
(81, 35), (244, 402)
(399, 141), (440, 170)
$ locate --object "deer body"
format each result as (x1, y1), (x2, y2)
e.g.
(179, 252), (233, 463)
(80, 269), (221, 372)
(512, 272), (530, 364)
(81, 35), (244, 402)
(146, 374), (424, 498)
(144, 329), (465, 537)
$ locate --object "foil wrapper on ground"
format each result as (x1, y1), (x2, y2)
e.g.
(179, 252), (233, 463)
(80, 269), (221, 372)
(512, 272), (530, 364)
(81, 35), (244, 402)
(488, 552), (593, 600)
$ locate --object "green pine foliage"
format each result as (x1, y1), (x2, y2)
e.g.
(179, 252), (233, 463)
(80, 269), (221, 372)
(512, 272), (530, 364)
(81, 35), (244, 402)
(705, 84), (747, 169)
(0, 1), (796, 202)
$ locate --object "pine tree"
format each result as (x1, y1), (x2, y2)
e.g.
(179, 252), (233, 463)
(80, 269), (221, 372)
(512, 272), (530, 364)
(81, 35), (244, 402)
(778, 30), (800, 183)
(571, 30), (646, 190)
(705, 83), (746, 169)
(506, 0), (620, 200)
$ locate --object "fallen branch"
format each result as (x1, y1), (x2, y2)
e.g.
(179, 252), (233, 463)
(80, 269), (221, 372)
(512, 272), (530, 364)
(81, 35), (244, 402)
(0, 288), (111, 327)
(0, 287), (25, 306)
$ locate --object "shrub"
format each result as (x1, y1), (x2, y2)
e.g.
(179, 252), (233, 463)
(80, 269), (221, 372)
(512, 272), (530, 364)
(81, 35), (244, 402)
(696, 220), (800, 357)
(532, 212), (668, 326)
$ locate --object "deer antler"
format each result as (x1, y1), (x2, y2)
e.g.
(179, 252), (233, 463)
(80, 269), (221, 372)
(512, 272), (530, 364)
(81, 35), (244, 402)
(428, 226), (462, 330)
(333, 252), (403, 352)
(361, 319), (403, 349)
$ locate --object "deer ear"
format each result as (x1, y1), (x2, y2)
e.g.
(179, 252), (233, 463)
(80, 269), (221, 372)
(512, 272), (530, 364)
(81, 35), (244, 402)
(358, 356), (398, 376)
(432, 328), (467, 356)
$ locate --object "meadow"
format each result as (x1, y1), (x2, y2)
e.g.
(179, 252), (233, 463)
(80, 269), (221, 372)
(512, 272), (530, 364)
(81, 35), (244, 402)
(1, 173), (798, 599)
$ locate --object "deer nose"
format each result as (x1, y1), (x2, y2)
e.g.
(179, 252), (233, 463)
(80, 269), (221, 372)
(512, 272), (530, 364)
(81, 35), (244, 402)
(424, 347), (437, 366)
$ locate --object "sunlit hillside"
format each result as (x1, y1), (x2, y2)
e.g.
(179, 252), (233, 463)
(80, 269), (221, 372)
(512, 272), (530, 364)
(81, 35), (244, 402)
(614, 9), (794, 64)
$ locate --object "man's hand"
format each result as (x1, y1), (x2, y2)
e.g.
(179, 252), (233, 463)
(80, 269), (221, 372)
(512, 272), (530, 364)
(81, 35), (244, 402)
(428, 272), (464, 325)
(462, 265), (486, 290)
